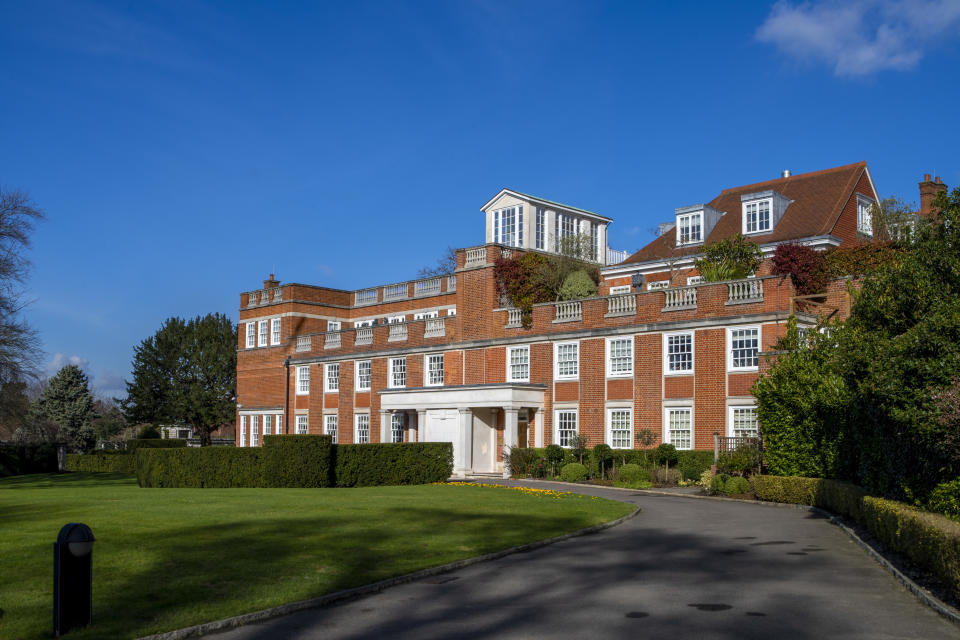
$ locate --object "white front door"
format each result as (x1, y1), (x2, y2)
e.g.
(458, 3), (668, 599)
(425, 409), (460, 466)
(471, 409), (496, 473)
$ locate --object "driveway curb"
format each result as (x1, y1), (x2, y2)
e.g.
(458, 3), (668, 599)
(520, 478), (960, 626)
(135, 501), (640, 640)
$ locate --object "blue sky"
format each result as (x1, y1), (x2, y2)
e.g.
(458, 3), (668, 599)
(1, 0), (958, 398)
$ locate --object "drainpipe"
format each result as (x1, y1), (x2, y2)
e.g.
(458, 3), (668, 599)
(283, 357), (290, 434)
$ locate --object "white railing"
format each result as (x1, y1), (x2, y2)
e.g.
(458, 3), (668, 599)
(447, 275), (457, 292)
(247, 292), (258, 307)
(388, 323), (408, 341)
(501, 248), (513, 260)
(383, 283), (408, 301)
(355, 327), (373, 345)
(296, 336), (311, 352)
(272, 287), (282, 303)
(355, 289), (378, 306)
(324, 332), (341, 349)
(554, 301), (582, 322)
(664, 286), (698, 310)
(606, 294), (636, 316)
(424, 317), (445, 338)
(506, 308), (523, 328)
(727, 279), (763, 304)
(606, 247), (630, 265)
(415, 278), (441, 296)
(465, 248), (486, 268)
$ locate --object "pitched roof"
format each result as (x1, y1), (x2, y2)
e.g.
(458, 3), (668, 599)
(620, 162), (870, 264)
(481, 188), (611, 221)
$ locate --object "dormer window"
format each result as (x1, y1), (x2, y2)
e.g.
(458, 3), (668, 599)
(677, 212), (702, 245)
(493, 205), (523, 247)
(857, 195), (874, 236)
(743, 199), (772, 234)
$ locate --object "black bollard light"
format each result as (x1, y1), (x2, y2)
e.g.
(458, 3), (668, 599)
(53, 523), (95, 636)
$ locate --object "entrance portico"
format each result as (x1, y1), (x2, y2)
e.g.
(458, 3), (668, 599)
(379, 383), (546, 478)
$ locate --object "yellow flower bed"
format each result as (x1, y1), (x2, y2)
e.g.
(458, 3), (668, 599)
(433, 481), (599, 499)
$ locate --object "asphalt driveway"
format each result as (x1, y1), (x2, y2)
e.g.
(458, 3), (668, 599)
(212, 481), (960, 639)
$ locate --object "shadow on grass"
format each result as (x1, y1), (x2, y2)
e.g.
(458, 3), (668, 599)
(0, 472), (135, 489)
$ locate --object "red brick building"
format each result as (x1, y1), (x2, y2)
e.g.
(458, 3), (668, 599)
(235, 161), (900, 477)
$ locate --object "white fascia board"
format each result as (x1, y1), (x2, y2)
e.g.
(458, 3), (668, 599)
(861, 165), (880, 202)
(481, 189), (612, 222)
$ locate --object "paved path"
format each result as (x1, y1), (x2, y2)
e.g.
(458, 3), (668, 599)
(213, 482), (960, 639)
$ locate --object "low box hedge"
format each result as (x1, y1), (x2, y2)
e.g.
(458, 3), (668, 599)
(511, 447), (713, 481)
(65, 451), (136, 474)
(751, 475), (960, 596)
(135, 437), (453, 488)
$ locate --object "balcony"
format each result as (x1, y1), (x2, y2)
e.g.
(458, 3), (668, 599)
(324, 332), (341, 349)
(663, 286), (698, 311)
(296, 335), (311, 352)
(388, 323), (408, 342)
(464, 247), (486, 268)
(447, 275), (457, 292)
(726, 279), (764, 305)
(415, 278), (441, 297)
(355, 289), (378, 306)
(505, 308), (523, 328)
(271, 287), (282, 303)
(605, 294), (636, 317)
(424, 317), (445, 338)
(606, 247), (630, 265)
(553, 301), (582, 323)
(247, 292), (258, 307)
(383, 283), (408, 301)
(355, 327), (373, 345)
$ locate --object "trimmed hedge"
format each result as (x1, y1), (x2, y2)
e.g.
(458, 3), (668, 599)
(333, 443), (453, 487)
(0, 443), (59, 477)
(751, 475), (960, 595)
(136, 437), (453, 488)
(560, 462), (588, 483)
(511, 447), (713, 481)
(65, 451), (135, 474)
(125, 439), (188, 454)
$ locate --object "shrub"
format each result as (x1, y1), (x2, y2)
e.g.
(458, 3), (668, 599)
(137, 425), (161, 439)
(65, 451), (135, 474)
(699, 469), (713, 487)
(136, 448), (267, 488)
(569, 434), (589, 464)
(544, 444), (565, 476)
(126, 439), (187, 454)
(504, 446), (539, 477)
(263, 435), (333, 487)
(717, 445), (760, 477)
(723, 476), (751, 495)
(333, 443), (453, 487)
(619, 464), (644, 484)
(560, 462), (588, 483)
(0, 443), (59, 477)
(771, 243), (828, 295)
(925, 478), (960, 521)
(694, 234), (762, 282)
(710, 473), (729, 494)
(677, 450), (714, 481)
(651, 467), (680, 487)
(654, 443), (678, 468)
(593, 444), (613, 479)
(559, 270), (598, 300)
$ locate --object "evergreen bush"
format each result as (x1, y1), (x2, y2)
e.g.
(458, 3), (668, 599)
(560, 462), (588, 483)
(333, 443), (453, 487)
(0, 443), (59, 477)
(618, 463), (644, 484)
(65, 451), (136, 474)
(263, 435), (333, 487)
(126, 439), (187, 454)
(723, 476), (751, 495)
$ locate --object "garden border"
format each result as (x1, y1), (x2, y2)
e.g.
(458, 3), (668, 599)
(135, 501), (640, 640)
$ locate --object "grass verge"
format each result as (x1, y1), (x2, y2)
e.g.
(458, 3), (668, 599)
(0, 473), (631, 639)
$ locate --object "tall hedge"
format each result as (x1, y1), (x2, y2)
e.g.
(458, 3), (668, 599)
(0, 443), (60, 477)
(334, 443), (453, 487)
(135, 437), (453, 488)
(125, 439), (188, 454)
(65, 451), (136, 474)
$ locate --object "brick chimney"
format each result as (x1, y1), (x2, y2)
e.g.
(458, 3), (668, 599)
(919, 174), (948, 218)
(263, 273), (280, 288)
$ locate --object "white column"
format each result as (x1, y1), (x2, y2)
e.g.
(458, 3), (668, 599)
(456, 408), (473, 478)
(534, 409), (544, 447)
(417, 410), (427, 443)
(503, 408), (519, 479)
(379, 409), (390, 443)
(407, 411), (417, 443)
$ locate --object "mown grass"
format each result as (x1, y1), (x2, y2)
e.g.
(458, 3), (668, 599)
(0, 473), (631, 639)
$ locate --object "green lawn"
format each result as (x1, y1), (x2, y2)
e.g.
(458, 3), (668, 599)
(0, 473), (632, 639)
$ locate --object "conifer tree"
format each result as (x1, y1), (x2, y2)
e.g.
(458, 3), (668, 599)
(31, 365), (95, 451)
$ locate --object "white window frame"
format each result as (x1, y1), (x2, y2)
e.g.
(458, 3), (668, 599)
(324, 414), (338, 443)
(742, 198), (772, 234)
(606, 407), (633, 449)
(555, 409), (578, 448)
(239, 415), (247, 446)
(258, 319), (268, 347)
(270, 318), (281, 345)
(414, 311), (439, 320)
(426, 354), (444, 386)
(686, 276), (704, 286)
(857, 195), (875, 236)
(354, 320), (373, 328)
(506, 346), (530, 382)
(447, 308), (457, 316)
(275, 415), (283, 436)
(663, 406), (693, 450)
(536, 207), (546, 250)
(327, 320), (341, 332)
(245, 323), (256, 348)
(388, 315), (405, 324)
(676, 211), (702, 245)
(389, 357), (406, 388)
(250, 415), (259, 446)
(263, 415), (271, 437)
(325, 363), (339, 392)
(296, 365), (310, 395)
(727, 326), (761, 372)
(728, 404), (759, 438)
(664, 332), (694, 375)
(296, 414), (308, 434)
(647, 280), (669, 290)
(554, 341), (579, 380)
(356, 360), (372, 391)
(355, 414), (370, 444)
(609, 285), (631, 294)
(390, 413), (405, 443)
(606, 337), (633, 378)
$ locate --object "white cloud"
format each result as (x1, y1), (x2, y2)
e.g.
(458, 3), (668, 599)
(47, 352), (91, 376)
(756, 0), (960, 76)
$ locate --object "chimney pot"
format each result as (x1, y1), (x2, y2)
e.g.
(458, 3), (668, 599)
(936, 177), (942, 184)
(924, 173), (932, 182)
(781, 169), (791, 178)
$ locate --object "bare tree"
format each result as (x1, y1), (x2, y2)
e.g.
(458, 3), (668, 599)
(416, 246), (458, 278)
